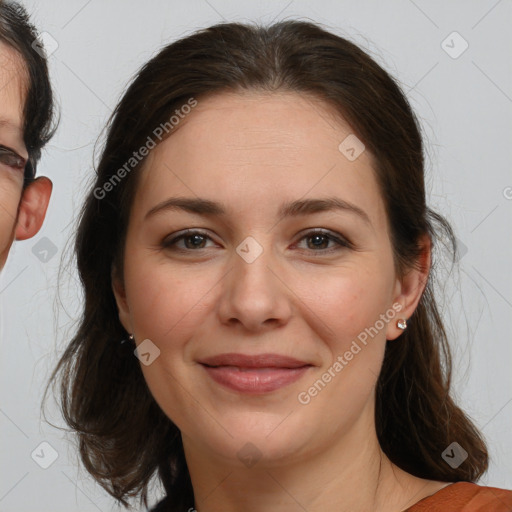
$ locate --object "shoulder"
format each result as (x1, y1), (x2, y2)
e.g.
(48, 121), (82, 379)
(406, 482), (512, 511)
(151, 484), (512, 512)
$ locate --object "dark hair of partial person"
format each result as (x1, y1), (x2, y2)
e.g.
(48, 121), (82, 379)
(0, 0), (56, 185)
(44, 19), (488, 510)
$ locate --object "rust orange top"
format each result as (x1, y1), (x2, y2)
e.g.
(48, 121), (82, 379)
(405, 482), (512, 511)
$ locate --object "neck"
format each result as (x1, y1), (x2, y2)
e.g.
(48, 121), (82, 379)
(182, 408), (429, 512)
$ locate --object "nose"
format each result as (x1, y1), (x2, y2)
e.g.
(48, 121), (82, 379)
(217, 238), (293, 332)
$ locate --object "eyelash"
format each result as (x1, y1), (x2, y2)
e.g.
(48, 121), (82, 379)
(162, 229), (351, 255)
(0, 146), (25, 171)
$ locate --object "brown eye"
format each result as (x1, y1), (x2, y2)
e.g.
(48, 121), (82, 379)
(162, 230), (215, 251)
(0, 147), (26, 170)
(295, 229), (351, 254)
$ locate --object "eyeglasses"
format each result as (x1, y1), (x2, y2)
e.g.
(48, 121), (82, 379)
(0, 145), (35, 184)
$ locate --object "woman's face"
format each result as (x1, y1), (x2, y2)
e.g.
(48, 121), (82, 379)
(114, 91), (424, 468)
(0, 43), (27, 268)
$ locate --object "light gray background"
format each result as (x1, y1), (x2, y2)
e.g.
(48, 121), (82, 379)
(1, 1), (511, 510)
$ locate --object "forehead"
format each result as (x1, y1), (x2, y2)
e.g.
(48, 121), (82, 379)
(171, 91), (351, 155)
(135, 91), (385, 226)
(0, 42), (28, 144)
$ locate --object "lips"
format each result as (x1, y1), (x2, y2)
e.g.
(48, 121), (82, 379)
(198, 353), (312, 394)
(199, 352), (310, 369)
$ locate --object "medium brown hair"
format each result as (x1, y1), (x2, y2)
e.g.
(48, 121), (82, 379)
(46, 20), (488, 510)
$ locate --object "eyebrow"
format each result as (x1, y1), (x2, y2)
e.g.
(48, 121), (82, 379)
(145, 196), (371, 225)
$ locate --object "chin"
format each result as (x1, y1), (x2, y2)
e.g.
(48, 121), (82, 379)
(187, 409), (316, 468)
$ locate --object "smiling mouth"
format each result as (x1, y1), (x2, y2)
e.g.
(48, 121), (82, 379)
(199, 356), (313, 394)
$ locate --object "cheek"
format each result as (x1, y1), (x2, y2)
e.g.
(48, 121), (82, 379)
(123, 252), (225, 428)
(123, 251), (220, 349)
(295, 261), (394, 350)
(291, 266), (394, 428)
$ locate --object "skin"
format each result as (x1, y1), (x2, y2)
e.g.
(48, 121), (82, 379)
(0, 42), (52, 270)
(113, 91), (451, 511)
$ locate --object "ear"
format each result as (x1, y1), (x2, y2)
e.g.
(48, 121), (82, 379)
(111, 266), (132, 334)
(386, 234), (431, 340)
(14, 177), (52, 240)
